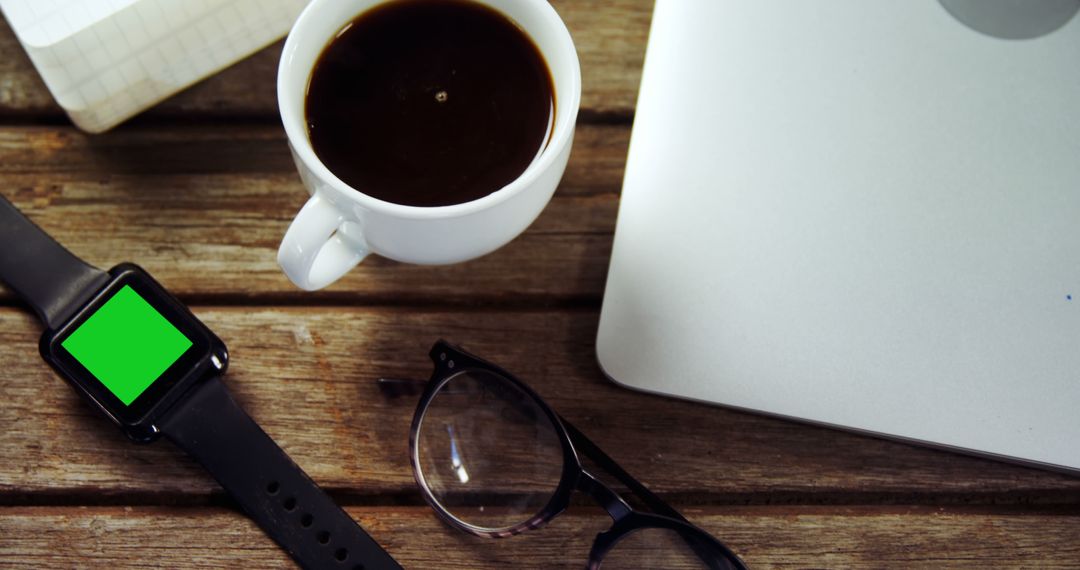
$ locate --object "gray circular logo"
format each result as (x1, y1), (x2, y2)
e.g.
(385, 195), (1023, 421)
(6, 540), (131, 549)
(940, 0), (1080, 40)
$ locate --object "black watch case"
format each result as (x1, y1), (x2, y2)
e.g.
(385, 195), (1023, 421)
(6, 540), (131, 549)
(39, 263), (228, 442)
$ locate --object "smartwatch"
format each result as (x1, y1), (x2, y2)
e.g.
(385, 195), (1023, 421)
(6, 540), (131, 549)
(0, 195), (402, 570)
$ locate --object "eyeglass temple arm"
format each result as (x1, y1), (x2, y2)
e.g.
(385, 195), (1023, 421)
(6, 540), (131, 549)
(558, 416), (689, 524)
(563, 419), (748, 570)
(572, 424), (748, 570)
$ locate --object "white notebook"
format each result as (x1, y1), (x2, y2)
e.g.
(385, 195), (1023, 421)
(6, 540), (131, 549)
(1, 0), (307, 132)
(598, 0), (1080, 473)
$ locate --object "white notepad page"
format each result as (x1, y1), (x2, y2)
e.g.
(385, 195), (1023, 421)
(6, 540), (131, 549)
(1, 0), (308, 132)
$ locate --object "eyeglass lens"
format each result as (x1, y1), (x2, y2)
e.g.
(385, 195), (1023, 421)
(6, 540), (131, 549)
(415, 369), (565, 531)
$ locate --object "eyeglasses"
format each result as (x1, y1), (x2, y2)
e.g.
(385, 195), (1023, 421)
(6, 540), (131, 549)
(380, 340), (748, 570)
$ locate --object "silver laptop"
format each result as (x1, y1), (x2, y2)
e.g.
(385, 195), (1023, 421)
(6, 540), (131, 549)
(597, 0), (1080, 473)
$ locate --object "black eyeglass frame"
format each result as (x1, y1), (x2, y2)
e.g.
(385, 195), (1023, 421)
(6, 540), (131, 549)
(407, 340), (747, 570)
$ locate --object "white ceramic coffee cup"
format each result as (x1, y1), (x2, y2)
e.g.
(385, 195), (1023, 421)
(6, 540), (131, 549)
(277, 0), (581, 291)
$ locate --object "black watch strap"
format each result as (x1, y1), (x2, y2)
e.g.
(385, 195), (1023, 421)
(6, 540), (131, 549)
(160, 376), (402, 570)
(0, 196), (110, 329)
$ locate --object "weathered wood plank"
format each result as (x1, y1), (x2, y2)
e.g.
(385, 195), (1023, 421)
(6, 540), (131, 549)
(1, 506), (1078, 569)
(2, 307), (1078, 498)
(0, 0), (650, 120)
(0, 123), (625, 301)
(0, 124), (630, 190)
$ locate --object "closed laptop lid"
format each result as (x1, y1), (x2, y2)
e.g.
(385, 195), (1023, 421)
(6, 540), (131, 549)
(597, 0), (1080, 472)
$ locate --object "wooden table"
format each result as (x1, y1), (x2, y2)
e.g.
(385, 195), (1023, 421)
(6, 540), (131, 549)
(1, 3), (1078, 568)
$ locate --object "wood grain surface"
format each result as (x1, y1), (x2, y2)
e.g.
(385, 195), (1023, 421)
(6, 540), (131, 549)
(3, 307), (1080, 500)
(0, 124), (623, 302)
(1, 0), (1078, 568)
(3, 506), (1079, 569)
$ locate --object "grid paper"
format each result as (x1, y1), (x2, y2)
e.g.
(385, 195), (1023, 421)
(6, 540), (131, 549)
(0, 0), (308, 132)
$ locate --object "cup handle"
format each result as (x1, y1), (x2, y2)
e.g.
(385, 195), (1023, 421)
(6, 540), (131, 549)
(277, 192), (369, 291)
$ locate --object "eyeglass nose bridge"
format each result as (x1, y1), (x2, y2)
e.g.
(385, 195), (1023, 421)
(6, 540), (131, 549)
(575, 469), (633, 522)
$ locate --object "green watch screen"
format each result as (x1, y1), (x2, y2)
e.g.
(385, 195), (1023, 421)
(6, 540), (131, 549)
(61, 285), (193, 406)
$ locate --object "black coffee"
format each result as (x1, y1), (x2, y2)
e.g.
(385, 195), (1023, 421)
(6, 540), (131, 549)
(306, 0), (555, 207)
